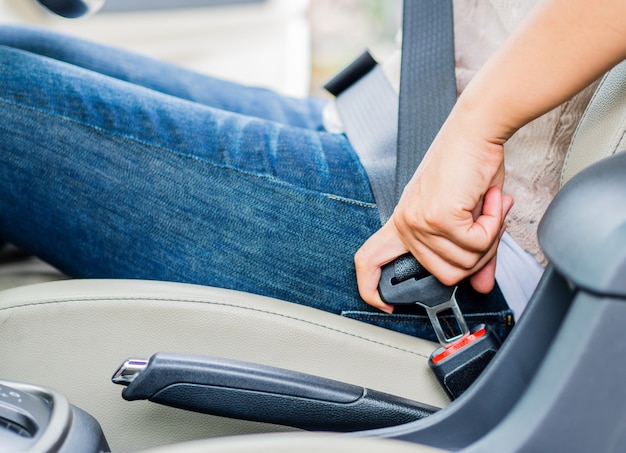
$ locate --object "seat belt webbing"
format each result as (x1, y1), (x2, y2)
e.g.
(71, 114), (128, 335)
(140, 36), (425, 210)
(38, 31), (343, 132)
(333, 61), (399, 222)
(395, 0), (457, 209)
(328, 0), (457, 224)
(386, 0), (458, 287)
(327, 1), (471, 346)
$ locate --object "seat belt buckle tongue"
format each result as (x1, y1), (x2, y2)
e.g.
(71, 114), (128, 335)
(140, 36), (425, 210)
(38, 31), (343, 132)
(424, 288), (469, 347)
(378, 256), (469, 347)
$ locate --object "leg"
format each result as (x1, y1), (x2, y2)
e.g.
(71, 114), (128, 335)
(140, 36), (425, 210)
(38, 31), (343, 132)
(0, 43), (381, 318)
(0, 29), (515, 341)
(0, 24), (325, 129)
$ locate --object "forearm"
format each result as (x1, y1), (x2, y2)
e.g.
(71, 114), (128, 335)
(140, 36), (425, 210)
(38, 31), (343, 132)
(456, 0), (626, 145)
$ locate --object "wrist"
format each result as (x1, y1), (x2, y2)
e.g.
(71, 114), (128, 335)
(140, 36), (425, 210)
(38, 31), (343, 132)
(451, 87), (518, 149)
(441, 96), (509, 165)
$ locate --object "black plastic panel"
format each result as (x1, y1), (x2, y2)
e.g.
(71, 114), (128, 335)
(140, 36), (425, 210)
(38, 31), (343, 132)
(366, 266), (575, 449)
(539, 151), (626, 297)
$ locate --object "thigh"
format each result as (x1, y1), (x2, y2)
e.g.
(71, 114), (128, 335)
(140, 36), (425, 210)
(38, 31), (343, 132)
(0, 24), (326, 129)
(0, 43), (381, 316)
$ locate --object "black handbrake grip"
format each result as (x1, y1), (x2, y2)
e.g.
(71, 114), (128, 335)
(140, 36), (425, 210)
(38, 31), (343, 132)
(112, 352), (438, 432)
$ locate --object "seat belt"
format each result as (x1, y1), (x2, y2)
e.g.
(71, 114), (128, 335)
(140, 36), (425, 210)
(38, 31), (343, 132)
(326, 0), (467, 346)
(383, 0), (470, 347)
(328, 0), (503, 399)
(395, 0), (457, 205)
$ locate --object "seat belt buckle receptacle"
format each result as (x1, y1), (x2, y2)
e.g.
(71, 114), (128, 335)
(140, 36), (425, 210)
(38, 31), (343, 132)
(378, 254), (502, 400)
(428, 324), (501, 400)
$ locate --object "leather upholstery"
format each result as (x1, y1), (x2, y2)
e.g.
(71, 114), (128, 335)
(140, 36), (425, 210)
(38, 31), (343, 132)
(0, 279), (447, 451)
(139, 432), (445, 453)
(561, 60), (626, 186)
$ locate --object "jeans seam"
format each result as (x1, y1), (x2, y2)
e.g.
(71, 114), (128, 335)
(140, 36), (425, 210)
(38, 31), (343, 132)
(342, 310), (514, 327)
(0, 296), (431, 359)
(0, 98), (378, 210)
(346, 317), (434, 326)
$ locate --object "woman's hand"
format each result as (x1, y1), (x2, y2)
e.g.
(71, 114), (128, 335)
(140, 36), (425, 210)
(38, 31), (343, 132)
(354, 113), (513, 312)
(354, 0), (626, 313)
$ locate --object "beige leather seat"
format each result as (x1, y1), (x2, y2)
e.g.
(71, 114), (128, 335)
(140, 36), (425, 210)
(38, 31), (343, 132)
(0, 60), (624, 452)
(140, 432), (446, 453)
(0, 279), (447, 451)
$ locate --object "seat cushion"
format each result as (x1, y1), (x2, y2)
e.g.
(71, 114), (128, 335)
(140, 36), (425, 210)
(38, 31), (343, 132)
(139, 432), (447, 453)
(0, 244), (67, 291)
(0, 279), (448, 451)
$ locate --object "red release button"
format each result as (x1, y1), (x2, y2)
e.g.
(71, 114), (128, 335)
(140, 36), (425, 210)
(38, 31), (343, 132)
(431, 327), (487, 364)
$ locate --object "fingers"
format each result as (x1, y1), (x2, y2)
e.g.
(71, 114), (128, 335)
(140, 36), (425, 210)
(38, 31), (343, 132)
(354, 221), (407, 313)
(356, 187), (514, 310)
(469, 192), (514, 293)
(470, 255), (497, 293)
(394, 186), (507, 283)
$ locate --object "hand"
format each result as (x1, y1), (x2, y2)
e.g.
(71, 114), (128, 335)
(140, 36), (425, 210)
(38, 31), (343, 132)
(354, 115), (514, 313)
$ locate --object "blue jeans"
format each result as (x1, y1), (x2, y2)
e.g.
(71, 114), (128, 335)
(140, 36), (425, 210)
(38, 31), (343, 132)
(0, 25), (513, 341)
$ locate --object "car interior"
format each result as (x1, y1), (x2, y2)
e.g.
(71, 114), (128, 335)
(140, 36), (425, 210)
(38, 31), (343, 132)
(0, 0), (625, 452)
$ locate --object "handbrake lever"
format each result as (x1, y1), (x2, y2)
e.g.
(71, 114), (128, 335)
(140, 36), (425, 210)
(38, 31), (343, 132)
(112, 352), (438, 432)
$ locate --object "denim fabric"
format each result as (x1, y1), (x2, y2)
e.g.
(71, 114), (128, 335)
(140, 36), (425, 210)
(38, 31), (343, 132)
(0, 25), (514, 339)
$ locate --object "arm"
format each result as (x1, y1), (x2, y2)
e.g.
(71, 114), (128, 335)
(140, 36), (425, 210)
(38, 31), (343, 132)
(356, 0), (626, 312)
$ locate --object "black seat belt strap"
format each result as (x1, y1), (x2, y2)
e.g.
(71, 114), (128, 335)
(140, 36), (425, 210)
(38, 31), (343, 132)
(324, 0), (467, 345)
(378, 0), (470, 348)
(395, 0), (456, 204)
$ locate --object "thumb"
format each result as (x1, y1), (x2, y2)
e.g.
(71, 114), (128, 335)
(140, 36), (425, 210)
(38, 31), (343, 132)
(354, 220), (408, 313)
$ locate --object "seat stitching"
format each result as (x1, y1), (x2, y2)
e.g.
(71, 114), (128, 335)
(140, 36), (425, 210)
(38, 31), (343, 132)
(0, 296), (431, 359)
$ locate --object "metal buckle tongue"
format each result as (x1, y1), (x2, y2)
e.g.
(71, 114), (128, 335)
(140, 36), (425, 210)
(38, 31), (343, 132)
(424, 287), (469, 347)
(378, 255), (470, 348)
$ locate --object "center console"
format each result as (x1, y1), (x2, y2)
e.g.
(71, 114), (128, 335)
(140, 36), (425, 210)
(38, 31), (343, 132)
(0, 380), (109, 453)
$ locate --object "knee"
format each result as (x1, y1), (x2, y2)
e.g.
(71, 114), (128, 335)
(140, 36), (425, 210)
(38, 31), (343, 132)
(0, 24), (71, 60)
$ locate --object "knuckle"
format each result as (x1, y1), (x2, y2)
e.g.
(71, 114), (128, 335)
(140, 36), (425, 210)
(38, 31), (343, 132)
(457, 254), (479, 271)
(437, 274), (458, 287)
(436, 267), (465, 287)
(420, 209), (443, 230)
(395, 208), (439, 234)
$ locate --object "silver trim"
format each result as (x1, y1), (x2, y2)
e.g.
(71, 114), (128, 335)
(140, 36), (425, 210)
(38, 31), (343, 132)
(111, 359), (149, 386)
(0, 380), (73, 453)
(425, 287), (470, 347)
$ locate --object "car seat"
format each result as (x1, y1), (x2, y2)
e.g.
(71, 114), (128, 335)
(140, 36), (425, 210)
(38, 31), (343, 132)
(1, 41), (626, 453)
(133, 85), (626, 451)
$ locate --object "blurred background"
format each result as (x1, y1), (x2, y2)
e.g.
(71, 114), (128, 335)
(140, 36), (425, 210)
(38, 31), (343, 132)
(307, 0), (400, 97)
(0, 0), (401, 98)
